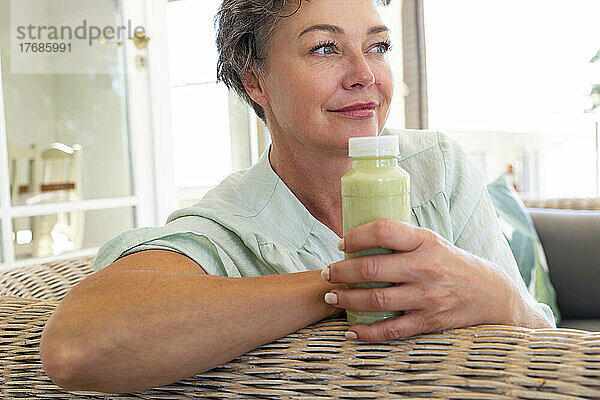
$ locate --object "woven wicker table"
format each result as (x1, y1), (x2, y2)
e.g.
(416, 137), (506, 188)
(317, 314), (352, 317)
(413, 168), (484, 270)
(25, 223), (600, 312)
(1, 257), (599, 399)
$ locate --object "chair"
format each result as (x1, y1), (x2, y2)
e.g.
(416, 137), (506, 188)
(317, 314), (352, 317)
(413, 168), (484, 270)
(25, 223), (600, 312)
(9, 142), (85, 259)
(28, 143), (85, 258)
(7, 140), (39, 206)
(7, 141), (40, 259)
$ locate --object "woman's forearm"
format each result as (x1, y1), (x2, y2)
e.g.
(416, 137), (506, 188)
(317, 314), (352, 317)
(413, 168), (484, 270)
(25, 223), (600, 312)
(40, 269), (342, 393)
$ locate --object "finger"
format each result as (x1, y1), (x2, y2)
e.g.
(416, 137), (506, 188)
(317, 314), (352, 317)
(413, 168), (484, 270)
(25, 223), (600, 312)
(342, 219), (429, 254)
(327, 253), (418, 284)
(347, 311), (429, 342)
(330, 284), (426, 312)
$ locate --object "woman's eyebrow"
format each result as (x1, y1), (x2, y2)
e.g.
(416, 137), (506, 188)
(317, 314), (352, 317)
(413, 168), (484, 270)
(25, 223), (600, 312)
(297, 24), (389, 39)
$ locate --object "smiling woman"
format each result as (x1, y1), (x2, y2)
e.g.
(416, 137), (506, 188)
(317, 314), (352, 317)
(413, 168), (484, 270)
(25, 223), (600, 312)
(42, 0), (554, 394)
(216, 0), (392, 124)
(223, 0), (396, 238)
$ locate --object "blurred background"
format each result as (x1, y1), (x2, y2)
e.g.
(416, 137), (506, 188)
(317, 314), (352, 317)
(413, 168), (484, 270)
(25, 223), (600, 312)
(0, 0), (598, 269)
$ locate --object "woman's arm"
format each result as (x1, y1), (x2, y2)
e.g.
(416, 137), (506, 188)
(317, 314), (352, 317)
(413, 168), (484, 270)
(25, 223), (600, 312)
(40, 249), (342, 394)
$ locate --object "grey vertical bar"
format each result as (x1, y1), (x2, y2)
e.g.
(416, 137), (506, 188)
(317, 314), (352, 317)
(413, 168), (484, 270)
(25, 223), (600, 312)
(403, 0), (428, 130)
(596, 121), (600, 197)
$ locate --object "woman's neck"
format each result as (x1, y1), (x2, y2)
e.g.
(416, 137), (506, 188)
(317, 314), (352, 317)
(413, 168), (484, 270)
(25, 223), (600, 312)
(268, 136), (350, 239)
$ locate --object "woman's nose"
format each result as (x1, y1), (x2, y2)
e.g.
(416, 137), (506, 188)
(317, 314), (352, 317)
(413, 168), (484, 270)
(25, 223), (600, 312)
(342, 54), (376, 89)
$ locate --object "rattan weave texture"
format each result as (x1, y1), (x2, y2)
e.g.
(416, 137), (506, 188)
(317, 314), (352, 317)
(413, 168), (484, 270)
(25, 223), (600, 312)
(1, 294), (599, 399)
(522, 198), (600, 211)
(0, 256), (95, 301)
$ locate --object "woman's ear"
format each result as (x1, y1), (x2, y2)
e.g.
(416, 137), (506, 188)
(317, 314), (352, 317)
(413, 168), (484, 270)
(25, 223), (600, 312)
(241, 68), (269, 108)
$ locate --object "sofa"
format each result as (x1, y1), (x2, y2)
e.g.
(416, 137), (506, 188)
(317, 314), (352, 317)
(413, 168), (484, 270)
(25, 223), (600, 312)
(527, 207), (600, 331)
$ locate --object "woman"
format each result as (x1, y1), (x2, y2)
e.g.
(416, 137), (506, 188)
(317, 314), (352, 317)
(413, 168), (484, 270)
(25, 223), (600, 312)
(40, 0), (554, 394)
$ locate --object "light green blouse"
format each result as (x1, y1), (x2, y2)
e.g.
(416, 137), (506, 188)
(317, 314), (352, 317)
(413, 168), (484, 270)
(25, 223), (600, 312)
(93, 128), (556, 325)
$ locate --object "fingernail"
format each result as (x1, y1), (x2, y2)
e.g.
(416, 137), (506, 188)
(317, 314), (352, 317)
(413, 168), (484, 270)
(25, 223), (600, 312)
(320, 267), (330, 281)
(324, 292), (338, 305)
(338, 237), (345, 251)
(345, 331), (358, 340)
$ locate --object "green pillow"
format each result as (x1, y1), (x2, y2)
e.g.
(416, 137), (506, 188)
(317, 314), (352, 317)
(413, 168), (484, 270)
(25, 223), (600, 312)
(487, 174), (560, 324)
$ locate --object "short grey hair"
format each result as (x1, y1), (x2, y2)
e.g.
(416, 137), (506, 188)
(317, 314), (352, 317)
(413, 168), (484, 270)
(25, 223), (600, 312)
(215, 0), (391, 123)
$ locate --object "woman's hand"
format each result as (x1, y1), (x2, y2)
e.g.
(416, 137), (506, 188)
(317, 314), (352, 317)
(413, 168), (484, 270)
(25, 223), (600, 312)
(321, 218), (534, 342)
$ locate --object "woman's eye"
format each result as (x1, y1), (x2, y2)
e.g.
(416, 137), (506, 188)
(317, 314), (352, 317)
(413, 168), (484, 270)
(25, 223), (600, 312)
(312, 42), (338, 55)
(369, 42), (391, 54)
(311, 41), (390, 55)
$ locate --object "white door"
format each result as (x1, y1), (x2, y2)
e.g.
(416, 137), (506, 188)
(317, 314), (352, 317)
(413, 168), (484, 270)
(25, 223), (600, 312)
(0, 0), (174, 268)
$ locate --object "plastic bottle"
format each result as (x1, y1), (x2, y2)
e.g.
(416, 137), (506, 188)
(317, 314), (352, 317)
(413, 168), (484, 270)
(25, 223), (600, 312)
(341, 135), (411, 326)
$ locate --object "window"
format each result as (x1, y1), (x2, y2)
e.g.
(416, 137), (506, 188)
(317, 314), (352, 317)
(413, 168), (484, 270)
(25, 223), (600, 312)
(165, 0), (257, 208)
(424, 0), (600, 198)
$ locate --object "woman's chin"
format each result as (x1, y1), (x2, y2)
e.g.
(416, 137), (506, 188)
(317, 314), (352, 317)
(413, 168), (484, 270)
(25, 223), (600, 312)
(342, 124), (380, 138)
(328, 128), (379, 153)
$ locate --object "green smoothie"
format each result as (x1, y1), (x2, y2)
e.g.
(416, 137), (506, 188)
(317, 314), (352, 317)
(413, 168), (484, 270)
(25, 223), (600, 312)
(341, 136), (410, 326)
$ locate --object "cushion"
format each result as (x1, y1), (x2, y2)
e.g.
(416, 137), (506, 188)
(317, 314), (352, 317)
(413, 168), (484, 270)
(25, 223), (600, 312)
(487, 174), (560, 324)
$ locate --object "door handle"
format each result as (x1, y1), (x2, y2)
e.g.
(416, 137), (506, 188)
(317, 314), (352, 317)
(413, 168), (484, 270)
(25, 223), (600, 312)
(131, 32), (150, 49)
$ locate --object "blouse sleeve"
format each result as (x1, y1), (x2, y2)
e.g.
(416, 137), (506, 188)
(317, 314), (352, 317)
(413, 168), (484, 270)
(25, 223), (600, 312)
(92, 221), (241, 277)
(439, 133), (556, 326)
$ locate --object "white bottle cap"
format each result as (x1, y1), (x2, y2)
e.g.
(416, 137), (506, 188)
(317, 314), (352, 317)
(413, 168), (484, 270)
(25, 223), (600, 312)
(348, 135), (399, 157)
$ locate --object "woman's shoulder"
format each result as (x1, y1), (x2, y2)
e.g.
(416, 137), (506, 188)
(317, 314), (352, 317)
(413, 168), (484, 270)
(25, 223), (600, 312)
(168, 158), (275, 224)
(382, 127), (467, 161)
(382, 127), (438, 157)
(382, 128), (482, 207)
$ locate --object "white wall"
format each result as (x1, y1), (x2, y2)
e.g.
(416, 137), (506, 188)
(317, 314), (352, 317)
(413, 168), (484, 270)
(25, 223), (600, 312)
(446, 127), (599, 198)
(446, 130), (544, 190)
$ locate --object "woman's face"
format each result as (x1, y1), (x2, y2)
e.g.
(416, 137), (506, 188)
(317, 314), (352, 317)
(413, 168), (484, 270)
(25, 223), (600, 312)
(250, 0), (394, 154)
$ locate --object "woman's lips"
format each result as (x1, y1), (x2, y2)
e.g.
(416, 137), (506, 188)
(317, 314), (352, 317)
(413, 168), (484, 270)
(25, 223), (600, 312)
(329, 102), (377, 119)
(332, 109), (375, 118)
